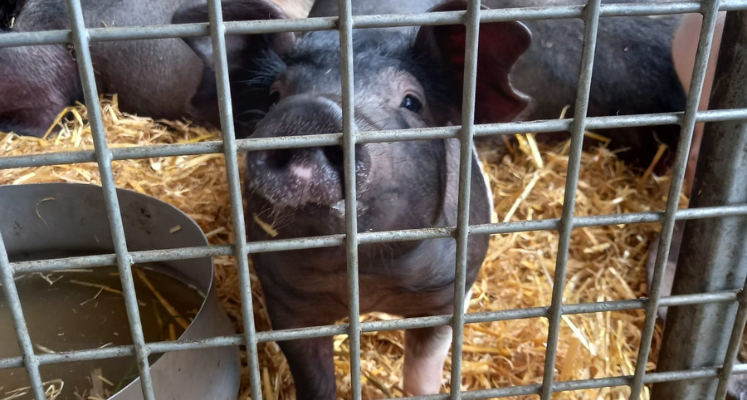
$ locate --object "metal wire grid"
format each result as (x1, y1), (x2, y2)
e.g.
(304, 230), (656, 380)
(0, 0), (746, 399)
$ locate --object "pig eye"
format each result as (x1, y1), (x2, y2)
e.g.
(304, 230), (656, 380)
(269, 90), (281, 106)
(400, 94), (423, 113)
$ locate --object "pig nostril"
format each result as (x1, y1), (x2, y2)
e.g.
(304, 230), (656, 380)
(323, 146), (344, 170)
(265, 150), (294, 170)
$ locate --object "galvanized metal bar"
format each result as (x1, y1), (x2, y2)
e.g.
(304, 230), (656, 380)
(0, 0), (745, 397)
(697, 107), (747, 121)
(7, 108), (747, 171)
(375, 365), (747, 400)
(539, 1), (601, 399)
(202, 0), (264, 399)
(63, 0), (158, 398)
(336, 0), (363, 397)
(449, 1), (482, 398)
(2, 349), (744, 399)
(147, 335), (243, 352)
(0, 289), (738, 371)
(10, 245), (229, 274)
(0, 30), (71, 47)
(0, 151), (96, 169)
(4, 1), (747, 48)
(716, 275), (747, 399)
(0, 233), (46, 398)
(38, 344), (132, 362)
(630, 0), (725, 398)
(652, 7), (747, 400)
(8, 203), (747, 275)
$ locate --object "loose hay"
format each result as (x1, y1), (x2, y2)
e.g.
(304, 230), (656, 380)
(1, 97), (687, 400)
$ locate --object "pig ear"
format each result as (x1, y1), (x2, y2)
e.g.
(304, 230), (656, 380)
(172, 0), (294, 69)
(414, 1), (532, 123)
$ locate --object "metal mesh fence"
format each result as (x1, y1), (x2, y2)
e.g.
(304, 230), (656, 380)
(1, 0), (747, 399)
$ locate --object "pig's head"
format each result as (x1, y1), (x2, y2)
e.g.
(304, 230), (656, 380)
(174, 0), (531, 237)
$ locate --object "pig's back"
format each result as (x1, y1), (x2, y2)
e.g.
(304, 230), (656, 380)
(513, 15), (684, 118)
(486, 0), (686, 168)
(309, 0), (442, 18)
(13, 0), (206, 123)
(14, 0), (199, 30)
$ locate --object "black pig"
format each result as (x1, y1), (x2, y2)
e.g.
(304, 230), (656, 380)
(1, 0), (686, 175)
(500, 0), (687, 170)
(174, 0), (521, 397)
(171, 0), (692, 396)
(312, 0), (688, 171)
(0, 0), (304, 137)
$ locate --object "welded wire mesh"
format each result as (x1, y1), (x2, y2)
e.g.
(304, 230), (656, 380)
(1, 1), (747, 400)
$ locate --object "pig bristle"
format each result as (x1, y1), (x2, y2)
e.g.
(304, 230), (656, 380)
(0, 97), (700, 400)
(235, 49), (287, 89)
(281, 30), (453, 110)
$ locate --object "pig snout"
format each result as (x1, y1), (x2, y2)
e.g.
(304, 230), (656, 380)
(245, 95), (369, 209)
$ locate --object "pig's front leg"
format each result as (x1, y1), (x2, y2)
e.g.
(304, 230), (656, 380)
(276, 336), (336, 400)
(262, 295), (337, 400)
(404, 325), (453, 395)
(403, 289), (473, 395)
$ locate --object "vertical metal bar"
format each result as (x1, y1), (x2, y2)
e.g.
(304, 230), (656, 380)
(716, 276), (747, 400)
(651, 7), (747, 400)
(0, 235), (46, 400)
(449, 1), (482, 399)
(63, 0), (157, 398)
(538, 1), (601, 399)
(203, 1), (263, 399)
(336, 0), (362, 398)
(629, 1), (723, 399)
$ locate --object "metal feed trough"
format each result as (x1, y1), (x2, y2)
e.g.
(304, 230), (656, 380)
(1, 0), (746, 399)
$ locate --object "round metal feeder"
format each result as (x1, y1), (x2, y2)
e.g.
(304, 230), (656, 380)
(0, 183), (240, 400)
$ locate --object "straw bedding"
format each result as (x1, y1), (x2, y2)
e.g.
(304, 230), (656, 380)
(1, 97), (689, 400)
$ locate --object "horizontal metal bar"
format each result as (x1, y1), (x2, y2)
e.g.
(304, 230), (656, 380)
(466, 291), (738, 324)
(359, 226), (454, 243)
(114, 141), (224, 159)
(471, 203), (747, 235)
(235, 133), (342, 150)
(4, 109), (747, 171)
(384, 365), (747, 400)
(0, 336), (247, 370)
(131, 245), (234, 262)
(8, 245), (233, 274)
(143, 334), (244, 353)
(0, 18), (336, 47)
(697, 108), (747, 122)
(0, 151), (96, 169)
(2, 354), (737, 399)
(470, 219), (558, 235)
(462, 383), (541, 399)
(0, 345), (135, 370)
(2, 1), (747, 48)
(361, 314), (452, 332)
(358, 126), (458, 143)
(10, 204), (747, 274)
(0, 289), (735, 371)
(0, 30), (71, 47)
(259, 324), (348, 342)
(87, 17), (338, 44)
